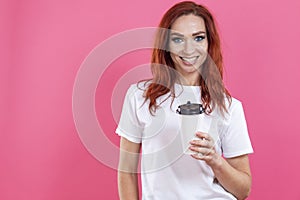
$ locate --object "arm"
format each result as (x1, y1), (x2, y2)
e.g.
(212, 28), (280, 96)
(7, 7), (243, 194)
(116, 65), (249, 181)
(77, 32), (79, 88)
(212, 154), (251, 200)
(190, 132), (252, 200)
(118, 137), (141, 200)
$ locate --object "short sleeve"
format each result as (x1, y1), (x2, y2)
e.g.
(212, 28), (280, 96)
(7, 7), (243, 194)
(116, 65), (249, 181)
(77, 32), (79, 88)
(220, 100), (253, 158)
(115, 85), (143, 143)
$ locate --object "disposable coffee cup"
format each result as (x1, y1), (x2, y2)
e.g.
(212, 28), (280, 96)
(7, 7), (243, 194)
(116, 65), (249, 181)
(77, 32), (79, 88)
(176, 101), (205, 154)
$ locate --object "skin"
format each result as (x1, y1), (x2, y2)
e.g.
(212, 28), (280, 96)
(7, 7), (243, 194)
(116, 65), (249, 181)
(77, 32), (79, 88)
(118, 138), (140, 200)
(169, 14), (208, 86)
(118, 14), (252, 200)
(190, 132), (252, 200)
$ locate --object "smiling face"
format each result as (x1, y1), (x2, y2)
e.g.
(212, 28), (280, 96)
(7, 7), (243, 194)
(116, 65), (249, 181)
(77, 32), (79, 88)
(169, 14), (208, 85)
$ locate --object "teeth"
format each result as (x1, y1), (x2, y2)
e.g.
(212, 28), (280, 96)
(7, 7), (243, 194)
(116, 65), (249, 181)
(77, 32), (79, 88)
(181, 56), (198, 64)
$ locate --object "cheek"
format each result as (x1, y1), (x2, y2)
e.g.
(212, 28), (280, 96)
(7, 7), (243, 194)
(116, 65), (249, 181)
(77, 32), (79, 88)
(170, 53), (179, 62)
(170, 53), (184, 66)
(196, 42), (208, 53)
(204, 41), (209, 52)
(169, 43), (183, 54)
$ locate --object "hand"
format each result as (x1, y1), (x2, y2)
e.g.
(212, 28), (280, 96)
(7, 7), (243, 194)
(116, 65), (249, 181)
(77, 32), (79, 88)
(189, 132), (222, 168)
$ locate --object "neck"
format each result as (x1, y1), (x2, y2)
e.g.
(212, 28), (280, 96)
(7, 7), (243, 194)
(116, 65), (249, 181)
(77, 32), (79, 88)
(176, 74), (200, 86)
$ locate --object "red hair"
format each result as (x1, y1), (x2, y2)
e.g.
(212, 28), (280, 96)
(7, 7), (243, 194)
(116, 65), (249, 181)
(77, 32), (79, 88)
(142, 1), (231, 115)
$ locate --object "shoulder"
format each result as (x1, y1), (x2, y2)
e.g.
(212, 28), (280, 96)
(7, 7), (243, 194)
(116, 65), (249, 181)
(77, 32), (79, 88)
(222, 96), (246, 122)
(124, 81), (151, 105)
(127, 81), (150, 96)
(228, 97), (243, 111)
(214, 96), (244, 120)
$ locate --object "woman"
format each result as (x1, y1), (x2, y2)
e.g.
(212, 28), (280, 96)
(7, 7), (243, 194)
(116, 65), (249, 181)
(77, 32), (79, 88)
(116, 1), (253, 199)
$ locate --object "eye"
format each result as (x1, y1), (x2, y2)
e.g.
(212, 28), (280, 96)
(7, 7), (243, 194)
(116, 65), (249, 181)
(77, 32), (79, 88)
(171, 37), (183, 44)
(195, 35), (205, 42)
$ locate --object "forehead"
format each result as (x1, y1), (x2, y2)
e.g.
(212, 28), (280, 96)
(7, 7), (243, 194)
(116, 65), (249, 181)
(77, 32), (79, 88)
(170, 14), (206, 35)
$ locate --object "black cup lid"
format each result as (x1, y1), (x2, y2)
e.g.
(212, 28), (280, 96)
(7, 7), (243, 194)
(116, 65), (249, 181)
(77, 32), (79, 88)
(176, 101), (204, 115)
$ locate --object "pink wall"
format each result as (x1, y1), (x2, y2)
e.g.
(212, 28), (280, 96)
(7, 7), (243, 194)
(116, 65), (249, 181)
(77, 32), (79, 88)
(1, 0), (300, 199)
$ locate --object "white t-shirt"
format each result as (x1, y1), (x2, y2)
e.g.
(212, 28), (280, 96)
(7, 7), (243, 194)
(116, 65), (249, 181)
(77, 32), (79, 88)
(116, 82), (253, 200)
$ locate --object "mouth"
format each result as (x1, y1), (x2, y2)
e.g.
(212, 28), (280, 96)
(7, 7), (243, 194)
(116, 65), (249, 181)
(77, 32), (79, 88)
(179, 56), (199, 65)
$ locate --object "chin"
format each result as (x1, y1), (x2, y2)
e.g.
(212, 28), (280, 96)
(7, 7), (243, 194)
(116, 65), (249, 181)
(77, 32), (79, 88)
(182, 63), (201, 71)
(176, 65), (199, 76)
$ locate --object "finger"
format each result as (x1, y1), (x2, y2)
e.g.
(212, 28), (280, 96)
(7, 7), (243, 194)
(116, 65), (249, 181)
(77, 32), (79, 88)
(191, 153), (204, 160)
(195, 132), (212, 141)
(189, 146), (213, 156)
(191, 153), (213, 161)
(190, 138), (209, 147)
(190, 138), (214, 148)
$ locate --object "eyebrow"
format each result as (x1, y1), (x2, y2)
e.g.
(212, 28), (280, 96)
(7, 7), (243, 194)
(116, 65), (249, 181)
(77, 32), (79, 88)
(192, 31), (206, 36)
(170, 31), (206, 37)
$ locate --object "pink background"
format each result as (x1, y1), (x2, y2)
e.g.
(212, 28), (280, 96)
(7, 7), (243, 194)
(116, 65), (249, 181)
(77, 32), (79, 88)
(1, 0), (300, 199)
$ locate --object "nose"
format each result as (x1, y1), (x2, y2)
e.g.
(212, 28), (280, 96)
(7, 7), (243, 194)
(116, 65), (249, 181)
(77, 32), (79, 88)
(183, 39), (195, 55)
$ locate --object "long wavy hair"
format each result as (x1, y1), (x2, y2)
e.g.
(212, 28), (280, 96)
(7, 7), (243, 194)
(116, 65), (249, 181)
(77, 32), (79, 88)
(142, 1), (231, 115)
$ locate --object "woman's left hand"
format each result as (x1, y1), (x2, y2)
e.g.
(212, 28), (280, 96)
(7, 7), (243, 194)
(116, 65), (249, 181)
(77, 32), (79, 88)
(189, 132), (222, 168)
